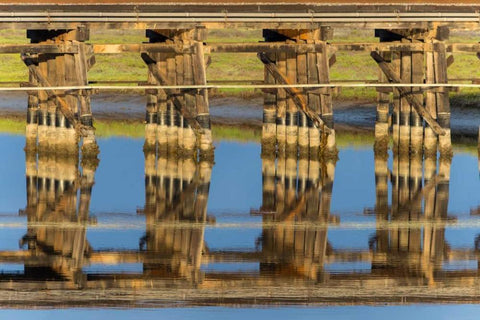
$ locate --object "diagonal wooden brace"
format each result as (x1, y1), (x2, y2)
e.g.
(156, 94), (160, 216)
(21, 54), (90, 136)
(370, 51), (445, 136)
(141, 52), (203, 134)
(257, 52), (332, 135)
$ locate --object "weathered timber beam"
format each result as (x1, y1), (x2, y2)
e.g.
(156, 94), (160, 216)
(207, 43), (325, 54)
(370, 51), (445, 136)
(93, 43), (325, 54)
(93, 43), (193, 54)
(21, 55), (80, 131)
(332, 43), (480, 53)
(141, 52), (202, 133)
(257, 52), (331, 134)
(0, 44), (78, 54)
(333, 42), (426, 52)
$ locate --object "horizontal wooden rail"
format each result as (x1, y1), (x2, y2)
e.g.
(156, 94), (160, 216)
(0, 83), (479, 92)
(2, 42), (480, 54)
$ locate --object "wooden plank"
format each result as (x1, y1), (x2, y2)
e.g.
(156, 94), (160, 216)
(0, 43), (78, 54)
(87, 42), (480, 54)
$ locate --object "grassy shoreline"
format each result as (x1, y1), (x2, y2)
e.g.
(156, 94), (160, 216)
(0, 116), (477, 155)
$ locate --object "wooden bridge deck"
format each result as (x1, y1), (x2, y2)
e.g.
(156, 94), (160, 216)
(0, 2), (480, 29)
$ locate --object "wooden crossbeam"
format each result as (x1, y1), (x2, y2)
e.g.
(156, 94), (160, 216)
(0, 44), (78, 54)
(257, 52), (332, 134)
(370, 51), (445, 136)
(141, 52), (203, 134)
(2, 42), (480, 55)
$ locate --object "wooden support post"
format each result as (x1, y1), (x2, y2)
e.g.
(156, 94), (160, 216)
(435, 42), (452, 158)
(193, 38), (214, 161)
(297, 47), (309, 158)
(410, 46), (424, 156)
(76, 41), (98, 159)
(307, 46), (321, 158)
(425, 39), (438, 158)
(374, 51), (390, 155)
(277, 51), (287, 157)
(261, 38), (277, 156)
(399, 45), (411, 155)
(285, 51), (298, 155)
(317, 40), (336, 158)
(26, 75), (38, 152)
(167, 50), (179, 156)
(182, 37), (197, 158)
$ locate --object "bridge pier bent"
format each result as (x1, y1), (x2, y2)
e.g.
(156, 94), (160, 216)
(261, 27), (336, 159)
(373, 27), (452, 158)
(25, 28), (98, 158)
(143, 28), (213, 160)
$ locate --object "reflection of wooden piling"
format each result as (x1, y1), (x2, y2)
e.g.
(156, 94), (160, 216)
(142, 149), (212, 281)
(22, 147), (96, 287)
(372, 147), (451, 281)
(260, 150), (336, 281)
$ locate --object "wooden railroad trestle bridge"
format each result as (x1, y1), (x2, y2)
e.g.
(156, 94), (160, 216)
(2, 2), (480, 159)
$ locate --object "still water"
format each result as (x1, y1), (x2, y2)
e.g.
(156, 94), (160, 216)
(1, 133), (480, 318)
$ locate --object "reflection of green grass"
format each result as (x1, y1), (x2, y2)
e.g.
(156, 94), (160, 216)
(1, 116), (479, 157)
(212, 125), (261, 142)
(0, 118), (147, 138)
(94, 121), (145, 138)
(0, 118), (26, 134)
(336, 131), (374, 148)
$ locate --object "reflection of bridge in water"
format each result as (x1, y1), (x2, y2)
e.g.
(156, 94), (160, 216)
(0, 144), (479, 306)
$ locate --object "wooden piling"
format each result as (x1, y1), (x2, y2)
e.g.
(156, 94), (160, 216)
(166, 50), (179, 156)
(193, 39), (214, 161)
(425, 41), (438, 158)
(307, 46), (321, 158)
(297, 49), (309, 158)
(399, 46), (412, 156)
(435, 42), (453, 158)
(410, 45), (424, 156)
(374, 50), (390, 155)
(277, 51), (288, 157)
(285, 51), (298, 155)
(262, 49), (277, 156)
